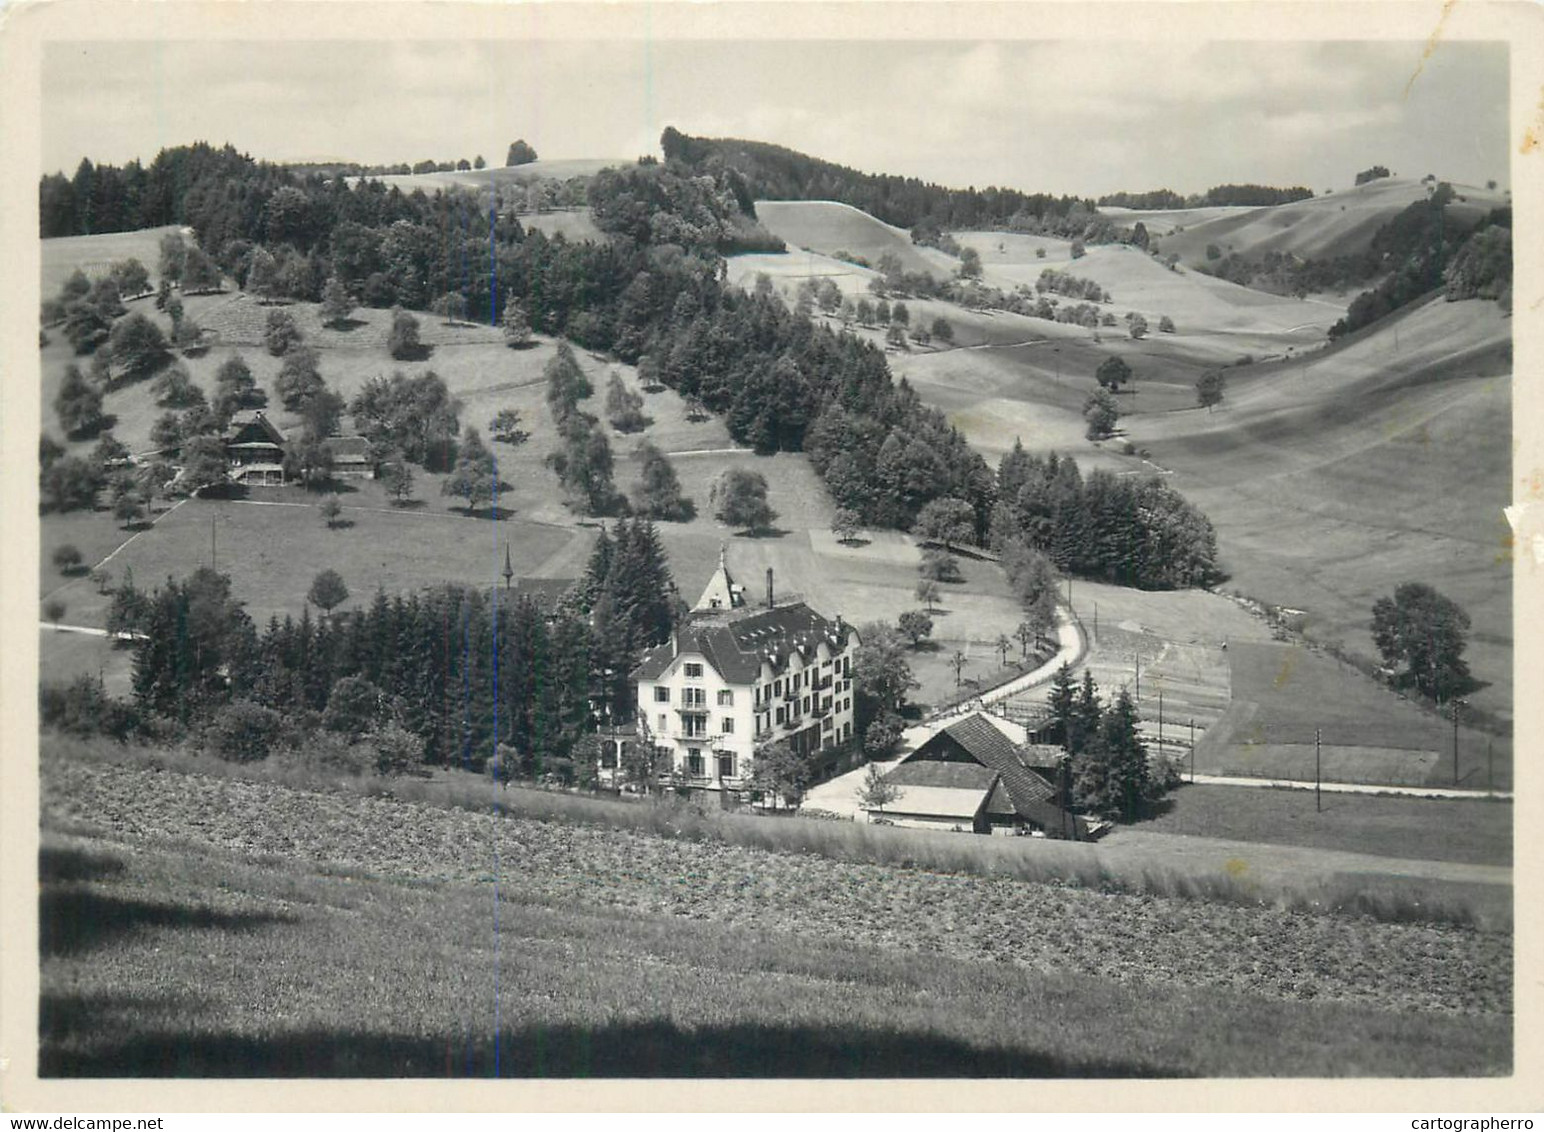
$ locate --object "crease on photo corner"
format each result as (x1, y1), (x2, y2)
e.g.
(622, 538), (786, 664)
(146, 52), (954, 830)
(1502, 503), (1544, 567)
(1404, 0), (1459, 100)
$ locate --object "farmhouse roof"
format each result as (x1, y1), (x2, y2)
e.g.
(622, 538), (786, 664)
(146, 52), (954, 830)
(884, 760), (997, 791)
(323, 435), (371, 462)
(512, 577), (575, 613)
(631, 601), (856, 685)
(224, 411), (286, 447)
(873, 786), (987, 821)
(909, 711), (1061, 818)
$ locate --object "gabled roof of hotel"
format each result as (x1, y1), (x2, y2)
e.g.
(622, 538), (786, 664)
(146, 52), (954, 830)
(631, 602), (856, 685)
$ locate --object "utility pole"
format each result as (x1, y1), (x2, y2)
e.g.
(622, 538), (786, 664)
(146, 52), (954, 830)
(211, 514), (217, 572)
(1315, 727), (1322, 813)
(1189, 718), (1195, 783)
(1135, 651), (1140, 702)
(1158, 690), (1164, 760)
(1093, 602), (1098, 641)
(1452, 700), (1463, 786)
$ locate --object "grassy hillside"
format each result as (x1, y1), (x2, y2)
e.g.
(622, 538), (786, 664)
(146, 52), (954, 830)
(38, 741), (1511, 1077)
(39, 225), (186, 297)
(1128, 297), (1512, 722)
(38, 232), (1031, 712)
(753, 200), (958, 280)
(1116, 178), (1508, 268)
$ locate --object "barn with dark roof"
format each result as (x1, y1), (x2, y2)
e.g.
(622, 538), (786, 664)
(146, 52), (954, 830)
(867, 712), (1099, 838)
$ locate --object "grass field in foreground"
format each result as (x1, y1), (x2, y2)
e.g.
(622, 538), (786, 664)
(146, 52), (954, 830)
(38, 742), (1511, 1077)
(36, 830), (1507, 1078)
(1133, 784), (1510, 867)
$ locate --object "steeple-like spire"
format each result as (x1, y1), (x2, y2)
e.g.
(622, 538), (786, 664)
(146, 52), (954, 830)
(693, 541), (740, 612)
(502, 545), (514, 589)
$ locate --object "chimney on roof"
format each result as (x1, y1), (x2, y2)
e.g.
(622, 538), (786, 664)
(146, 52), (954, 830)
(766, 567), (774, 609)
(672, 626), (680, 659)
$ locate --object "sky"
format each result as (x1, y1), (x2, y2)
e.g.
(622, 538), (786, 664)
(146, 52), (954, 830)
(41, 36), (1510, 197)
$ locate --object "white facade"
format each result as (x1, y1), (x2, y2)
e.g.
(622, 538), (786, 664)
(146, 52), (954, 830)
(634, 622), (859, 795)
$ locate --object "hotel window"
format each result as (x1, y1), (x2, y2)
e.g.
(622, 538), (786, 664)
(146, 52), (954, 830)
(721, 717), (734, 734)
(717, 689), (734, 707)
(653, 686), (670, 703)
(684, 662), (703, 679)
(687, 749), (704, 777)
(657, 713), (668, 733)
(684, 714), (708, 738)
(775, 707), (785, 724)
(717, 752), (736, 779)
(601, 740), (618, 769)
(823, 716), (834, 732)
(683, 687), (706, 708)
(774, 679), (783, 696)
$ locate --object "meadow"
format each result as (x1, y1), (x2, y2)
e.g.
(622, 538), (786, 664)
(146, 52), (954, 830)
(36, 738), (1513, 1077)
(1134, 783), (1510, 867)
(753, 200), (1516, 726)
(39, 231), (1031, 713)
(1131, 298), (1514, 722)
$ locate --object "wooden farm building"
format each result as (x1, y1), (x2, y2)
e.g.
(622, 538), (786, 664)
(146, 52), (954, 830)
(866, 712), (1101, 839)
(223, 411), (287, 486)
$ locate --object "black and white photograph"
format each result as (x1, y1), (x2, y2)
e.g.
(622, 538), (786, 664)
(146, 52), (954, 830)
(3, 0), (1539, 1111)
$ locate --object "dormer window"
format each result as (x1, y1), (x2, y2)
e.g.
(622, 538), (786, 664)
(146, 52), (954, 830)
(684, 662), (704, 679)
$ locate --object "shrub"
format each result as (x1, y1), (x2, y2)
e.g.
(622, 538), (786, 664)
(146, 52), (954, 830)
(370, 721), (430, 778)
(52, 544), (84, 573)
(264, 309), (303, 357)
(40, 676), (138, 740)
(207, 700), (284, 763)
(388, 307), (422, 360)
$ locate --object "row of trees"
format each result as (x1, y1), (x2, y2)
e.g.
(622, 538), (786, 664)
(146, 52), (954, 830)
(1045, 664), (1178, 822)
(660, 127), (1105, 240)
(988, 443), (1221, 589)
(1097, 183), (1313, 210)
(101, 516), (682, 771)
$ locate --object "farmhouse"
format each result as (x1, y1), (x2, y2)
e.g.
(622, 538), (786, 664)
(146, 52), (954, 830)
(223, 410), (287, 486)
(322, 434), (372, 480)
(866, 712), (1099, 838)
(631, 551), (859, 799)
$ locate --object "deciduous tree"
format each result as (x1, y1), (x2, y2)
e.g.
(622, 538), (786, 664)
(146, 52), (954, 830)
(1195, 369), (1226, 413)
(308, 568), (349, 616)
(830, 508), (863, 544)
(1371, 583), (1472, 702)
(387, 307), (422, 360)
(54, 363), (107, 438)
(897, 609), (934, 649)
(711, 467), (776, 533)
(857, 762), (902, 816)
(1083, 389), (1119, 440)
(319, 275), (355, 327)
(266, 309), (303, 357)
(441, 426), (503, 514)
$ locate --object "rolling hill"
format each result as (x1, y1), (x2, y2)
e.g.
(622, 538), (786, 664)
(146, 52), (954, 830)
(752, 200), (958, 280)
(1129, 296), (1513, 721)
(1107, 177), (1508, 267)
